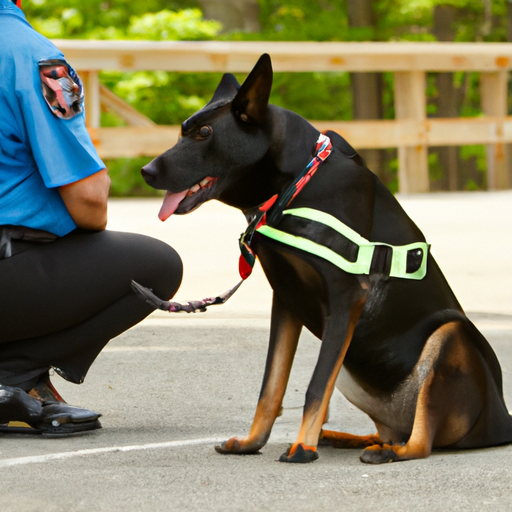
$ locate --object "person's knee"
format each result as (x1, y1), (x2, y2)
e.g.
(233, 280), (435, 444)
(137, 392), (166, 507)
(137, 236), (183, 299)
(153, 241), (183, 299)
(91, 230), (183, 300)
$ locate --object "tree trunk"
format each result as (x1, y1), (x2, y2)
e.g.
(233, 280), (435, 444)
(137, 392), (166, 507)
(346, 0), (386, 182)
(432, 5), (459, 190)
(197, 0), (260, 33)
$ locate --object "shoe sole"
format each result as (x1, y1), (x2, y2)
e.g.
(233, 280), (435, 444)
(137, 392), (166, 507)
(0, 419), (102, 436)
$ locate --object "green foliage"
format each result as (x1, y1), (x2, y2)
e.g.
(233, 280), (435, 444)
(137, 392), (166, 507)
(126, 9), (220, 40)
(101, 71), (222, 126)
(255, 0), (349, 41)
(270, 72), (352, 121)
(25, 0), (200, 38)
(428, 150), (443, 182)
(374, 0), (508, 42)
(460, 144), (487, 172)
(106, 157), (163, 196)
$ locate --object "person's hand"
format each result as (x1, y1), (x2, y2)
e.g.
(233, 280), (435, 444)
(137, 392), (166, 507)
(58, 169), (110, 231)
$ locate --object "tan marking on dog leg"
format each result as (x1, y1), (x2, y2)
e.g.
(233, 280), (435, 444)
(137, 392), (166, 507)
(393, 369), (437, 459)
(363, 321), (482, 463)
(216, 296), (302, 454)
(361, 369), (437, 464)
(293, 299), (366, 451)
(320, 429), (383, 448)
(429, 322), (485, 447)
(382, 323), (463, 461)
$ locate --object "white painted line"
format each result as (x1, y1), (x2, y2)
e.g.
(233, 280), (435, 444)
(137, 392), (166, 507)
(0, 437), (225, 468)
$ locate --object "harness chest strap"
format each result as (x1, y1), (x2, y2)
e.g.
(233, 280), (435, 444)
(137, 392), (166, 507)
(255, 209), (429, 281)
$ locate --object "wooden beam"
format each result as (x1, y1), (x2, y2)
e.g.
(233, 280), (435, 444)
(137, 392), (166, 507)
(55, 40), (512, 73)
(80, 70), (101, 129)
(394, 71), (429, 193)
(315, 117), (512, 148)
(480, 71), (510, 189)
(314, 120), (421, 148)
(99, 84), (156, 127)
(89, 126), (180, 159)
(89, 117), (512, 159)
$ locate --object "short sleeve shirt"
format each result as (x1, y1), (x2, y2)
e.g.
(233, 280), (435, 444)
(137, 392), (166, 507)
(0, 1), (105, 236)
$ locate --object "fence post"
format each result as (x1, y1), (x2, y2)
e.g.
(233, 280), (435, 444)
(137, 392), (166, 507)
(80, 70), (101, 129)
(394, 71), (429, 193)
(480, 71), (510, 190)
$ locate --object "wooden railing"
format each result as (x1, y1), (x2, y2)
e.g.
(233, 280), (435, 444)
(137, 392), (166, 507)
(53, 40), (512, 193)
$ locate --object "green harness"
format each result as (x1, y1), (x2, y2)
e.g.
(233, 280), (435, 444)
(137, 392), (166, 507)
(238, 133), (430, 282)
(256, 207), (429, 280)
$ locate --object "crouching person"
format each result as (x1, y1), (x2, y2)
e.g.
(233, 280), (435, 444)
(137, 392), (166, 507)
(0, 0), (182, 434)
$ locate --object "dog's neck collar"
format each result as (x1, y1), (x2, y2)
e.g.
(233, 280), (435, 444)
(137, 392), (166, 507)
(239, 133), (333, 279)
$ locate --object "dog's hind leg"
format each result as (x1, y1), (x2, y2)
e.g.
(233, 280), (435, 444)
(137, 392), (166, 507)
(279, 295), (367, 463)
(359, 320), (512, 464)
(360, 369), (440, 464)
(215, 294), (302, 455)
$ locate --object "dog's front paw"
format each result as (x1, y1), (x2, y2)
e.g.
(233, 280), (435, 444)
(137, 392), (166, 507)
(279, 443), (319, 463)
(360, 444), (399, 464)
(215, 436), (261, 455)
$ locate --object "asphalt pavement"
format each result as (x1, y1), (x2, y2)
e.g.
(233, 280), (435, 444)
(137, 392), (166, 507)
(1, 191), (512, 512)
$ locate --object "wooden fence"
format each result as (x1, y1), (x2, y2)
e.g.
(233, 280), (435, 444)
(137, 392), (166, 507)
(53, 40), (512, 193)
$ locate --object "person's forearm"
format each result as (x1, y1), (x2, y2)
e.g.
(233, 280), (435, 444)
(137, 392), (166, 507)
(58, 169), (111, 231)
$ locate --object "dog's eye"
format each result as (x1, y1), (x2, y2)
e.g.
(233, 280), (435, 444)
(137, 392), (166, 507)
(198, 125), (212, 138)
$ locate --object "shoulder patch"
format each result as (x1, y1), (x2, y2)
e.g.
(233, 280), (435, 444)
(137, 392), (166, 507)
(39, 59), (84, 119)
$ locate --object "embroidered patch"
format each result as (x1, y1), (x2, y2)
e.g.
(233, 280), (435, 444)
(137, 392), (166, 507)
(39, 59), (84, 119)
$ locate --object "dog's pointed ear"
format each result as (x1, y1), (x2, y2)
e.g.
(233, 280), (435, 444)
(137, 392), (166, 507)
(232, 54), (273, 125)
(207, 73), (241, 107)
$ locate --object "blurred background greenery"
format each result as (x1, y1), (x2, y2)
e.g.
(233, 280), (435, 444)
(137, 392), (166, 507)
(22, 0), (512, 195)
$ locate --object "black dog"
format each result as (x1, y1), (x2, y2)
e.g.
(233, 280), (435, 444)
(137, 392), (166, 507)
(140, 54), (512, 464)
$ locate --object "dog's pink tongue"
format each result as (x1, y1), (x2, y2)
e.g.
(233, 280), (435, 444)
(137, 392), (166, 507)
(158, 189), (189, 221)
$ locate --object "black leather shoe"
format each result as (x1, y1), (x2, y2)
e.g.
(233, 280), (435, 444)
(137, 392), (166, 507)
(37, 402), (101, 434)
(0, 385), (42, 425)
(0, 375), (102, 435)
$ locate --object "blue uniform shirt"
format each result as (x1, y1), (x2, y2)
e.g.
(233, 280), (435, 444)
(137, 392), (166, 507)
(0, 0), (105, 236)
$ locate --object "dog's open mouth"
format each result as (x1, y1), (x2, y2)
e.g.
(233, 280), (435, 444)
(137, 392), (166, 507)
(158, 176), (218, 221)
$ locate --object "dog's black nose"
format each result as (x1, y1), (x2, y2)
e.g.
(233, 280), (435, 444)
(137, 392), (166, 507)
(141, 165), (155, 184)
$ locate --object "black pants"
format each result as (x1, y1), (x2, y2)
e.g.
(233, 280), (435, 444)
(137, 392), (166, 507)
(0, 229), (182, 390)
